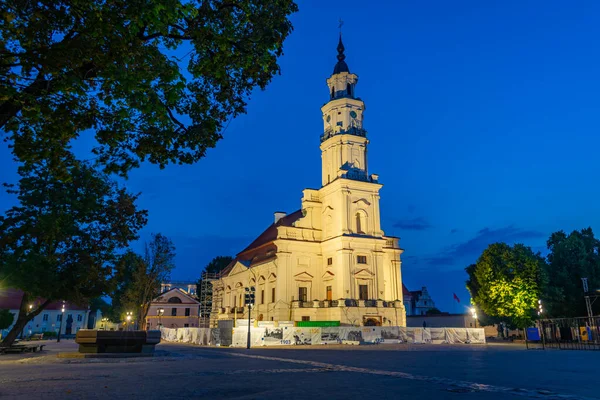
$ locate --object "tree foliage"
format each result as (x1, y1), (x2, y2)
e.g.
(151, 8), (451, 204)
(1, 0), (298, 176)
(545, 227), (600, 317)
(466, 243), (546, 329)
(0, 158), (147, 345)
(114, 234), (176, 329)
(0, 309), (14, 331)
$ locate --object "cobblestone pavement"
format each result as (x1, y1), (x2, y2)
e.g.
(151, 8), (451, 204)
(0, 340), (596, 399)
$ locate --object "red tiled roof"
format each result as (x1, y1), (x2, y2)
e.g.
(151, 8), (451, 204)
(238, 210), (303, 255)
(0, 288), (88, 311)
(402, 284), (412, 297)
(220, 210), (304, 276)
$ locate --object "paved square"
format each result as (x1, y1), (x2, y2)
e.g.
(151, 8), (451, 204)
(0, 341), (596, 399)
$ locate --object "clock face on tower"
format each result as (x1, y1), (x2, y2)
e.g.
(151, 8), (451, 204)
(350, 110), (357, 119)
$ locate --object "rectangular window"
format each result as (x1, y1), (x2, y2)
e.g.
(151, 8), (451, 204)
(41, 327), (47, 332)
(77, 315), (83, 322)
(357, 255), (367, 264)
(261, 290), (265, 304)
(171, 308), (177, 316)
(272, 288), (276, 303)
(326, 286), (332, 301)
(43, 314), (48, 322)
(327, 257), (333, 265)
(298, 287), (308, 302)
(57, 314), (62, 322)
(184, 323), (189, 328)
(302, 316), (310, 321)
(359, 285), (368, 301)
(185, 308), (190, 316)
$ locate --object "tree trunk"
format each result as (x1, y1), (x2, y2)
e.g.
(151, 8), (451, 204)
(0, 294), (51, 347)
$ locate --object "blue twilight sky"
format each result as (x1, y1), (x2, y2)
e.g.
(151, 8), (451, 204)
(2, 1), (600, 312)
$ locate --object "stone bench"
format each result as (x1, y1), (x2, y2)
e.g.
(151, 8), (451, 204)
(75, 330), (161, 354)
(0, 344), (45, 354)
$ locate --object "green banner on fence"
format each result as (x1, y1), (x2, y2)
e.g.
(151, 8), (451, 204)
(295, 321), (340, 327)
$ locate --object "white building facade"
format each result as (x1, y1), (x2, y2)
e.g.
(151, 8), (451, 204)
(0, 289), (90, 338)
(212, 36), (406, 327)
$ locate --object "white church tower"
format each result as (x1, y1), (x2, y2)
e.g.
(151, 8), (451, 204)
(213, 34), (406, 327)
(318, 35), (383, 240)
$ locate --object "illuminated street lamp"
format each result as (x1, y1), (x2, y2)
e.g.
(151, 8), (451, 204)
(537, 300), (543, 316)
(157, 308), (165, 328)
(101, 317), (109, 330)
(126, 311), (133, 331)
(57, 302), (66, 343)
(470, 307), (478, 328)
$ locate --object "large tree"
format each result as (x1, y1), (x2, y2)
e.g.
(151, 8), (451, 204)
(466, 243), (546, 329)
(545, 228), (600, 317)
(1, 0), (298, 176)
(0, 158), (147, 346)
(116, 234), (176, 329)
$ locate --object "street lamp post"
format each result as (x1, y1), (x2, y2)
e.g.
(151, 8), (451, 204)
(470, 307), (478, 328)
(157, 308), (164, 329)
(126, 312), (133, 331)
(244, 287), (255, 349)
(57, 303), (66, 343)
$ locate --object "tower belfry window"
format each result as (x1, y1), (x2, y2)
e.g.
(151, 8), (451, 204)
(347, 83), (352, 97)
(331, 86), (334, 99)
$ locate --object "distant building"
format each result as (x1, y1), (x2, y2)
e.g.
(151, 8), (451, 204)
(160, 281), (198, 297)
(146, 288), (200, 330)
(408, 286), (436, 316)
(0, 288), (90, 337)
(402, 284), (413, 316)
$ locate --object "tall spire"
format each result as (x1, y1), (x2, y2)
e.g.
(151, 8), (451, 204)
(333, 34), (349, 74)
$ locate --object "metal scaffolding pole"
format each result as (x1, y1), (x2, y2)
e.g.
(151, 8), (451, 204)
(198, 272), (221, 328)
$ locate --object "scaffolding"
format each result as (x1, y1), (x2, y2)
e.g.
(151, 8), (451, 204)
(198, 272), (222, 328)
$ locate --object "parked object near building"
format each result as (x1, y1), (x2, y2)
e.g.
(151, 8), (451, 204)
(210, 35), (406, 328)
(146, 288), (200, 330)
(0, 288), (89, 337)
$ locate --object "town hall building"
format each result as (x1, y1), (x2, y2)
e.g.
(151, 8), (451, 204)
(211, 36), (406, 327)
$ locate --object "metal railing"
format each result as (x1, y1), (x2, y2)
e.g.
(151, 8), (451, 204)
(539, 317), (600, 350)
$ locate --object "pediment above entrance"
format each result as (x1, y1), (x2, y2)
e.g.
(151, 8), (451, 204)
(354, 268), (375, 280)
(322, 271), (335, 281)
(294, 271), (314, 281)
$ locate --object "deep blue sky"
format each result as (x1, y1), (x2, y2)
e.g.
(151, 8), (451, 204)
(2, 1), (600, 311)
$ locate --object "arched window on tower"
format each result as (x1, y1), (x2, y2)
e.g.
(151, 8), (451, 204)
(331, 86), (335, 99)
(347, 83), (352, 97)
(355, 210), (367, 234)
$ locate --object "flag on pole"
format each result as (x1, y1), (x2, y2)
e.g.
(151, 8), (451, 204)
(453, 293), (460, 303)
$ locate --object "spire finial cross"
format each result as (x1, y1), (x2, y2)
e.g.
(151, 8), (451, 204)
(338, 18), (344, 34)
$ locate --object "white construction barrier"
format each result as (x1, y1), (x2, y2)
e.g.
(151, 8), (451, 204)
(160, 325), (486, 347)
